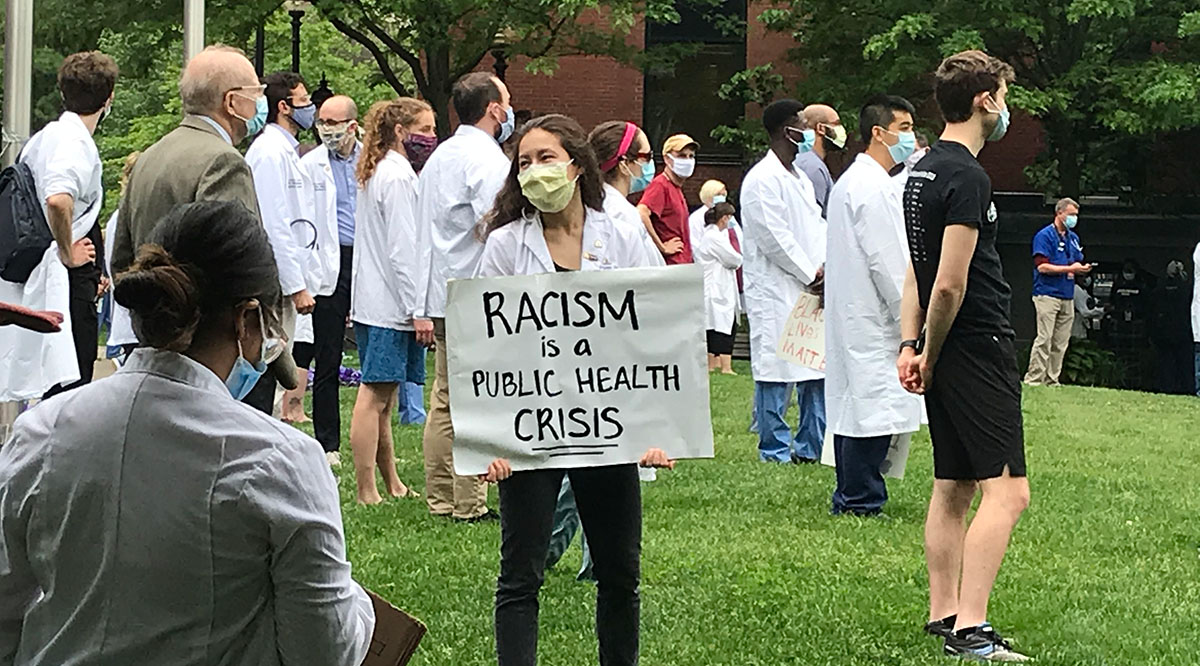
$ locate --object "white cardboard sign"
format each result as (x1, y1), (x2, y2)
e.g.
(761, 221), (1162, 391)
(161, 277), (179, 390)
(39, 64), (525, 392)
(776, 292), (826, 371)
(446, 266), (714, 475)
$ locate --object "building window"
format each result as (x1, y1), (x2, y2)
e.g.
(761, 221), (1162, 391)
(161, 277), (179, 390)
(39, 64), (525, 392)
(644, 1), (747, 164)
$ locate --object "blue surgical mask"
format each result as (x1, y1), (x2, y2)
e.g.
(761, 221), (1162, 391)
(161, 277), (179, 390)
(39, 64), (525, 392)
(236, 94), (269, 138)
(498, 106), (515, 143)
(711, 194), (727, 205)
(225, 308), (271, 400)
(290, 102), (316, 130)
(986, 97), (1010, 142)
(629, 160), (655, 194)
(1064, 215), (1078, 230)
(887, 130), (917, 165)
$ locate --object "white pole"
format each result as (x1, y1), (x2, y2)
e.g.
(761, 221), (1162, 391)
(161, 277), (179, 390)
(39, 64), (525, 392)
(2, 0), (34, 167)
(183, 0), (205, 65)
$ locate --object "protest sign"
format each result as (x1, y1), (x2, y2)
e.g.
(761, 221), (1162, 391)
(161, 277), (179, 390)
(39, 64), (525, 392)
(820, 430), (913, 480)
(445, 265), (714, 475)
(776, 292), (825, 371)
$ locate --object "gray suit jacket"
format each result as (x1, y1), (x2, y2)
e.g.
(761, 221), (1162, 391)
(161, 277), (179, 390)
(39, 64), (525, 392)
(112, 116), (262, 274)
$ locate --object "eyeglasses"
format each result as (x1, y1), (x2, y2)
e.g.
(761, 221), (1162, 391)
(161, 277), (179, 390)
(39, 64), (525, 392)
(316, 118), (355, 128)
(630, 151), (653, 162)
(226, 83), (267, 98)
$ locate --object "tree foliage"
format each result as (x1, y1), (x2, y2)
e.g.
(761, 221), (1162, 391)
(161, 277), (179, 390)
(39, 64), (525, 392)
(717, 0), (1200, 198)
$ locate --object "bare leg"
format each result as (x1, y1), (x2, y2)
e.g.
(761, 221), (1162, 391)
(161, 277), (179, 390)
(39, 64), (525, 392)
(925, 479), (977, 622)
(281, 368), (311, 423)
(376, 389), (411, 498)
(955, 470), (1030, 629)
(708, 353), (719, 371)
(720, 355), (736, 375)
(349, 382), (394, 505)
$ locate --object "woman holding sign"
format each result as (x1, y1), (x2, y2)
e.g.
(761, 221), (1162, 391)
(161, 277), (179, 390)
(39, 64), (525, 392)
(348, 98), (432, 505)
(475, 114), (675, 666)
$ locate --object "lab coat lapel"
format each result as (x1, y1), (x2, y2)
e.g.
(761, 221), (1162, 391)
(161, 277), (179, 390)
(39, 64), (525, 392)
(522, 215), (555, 273)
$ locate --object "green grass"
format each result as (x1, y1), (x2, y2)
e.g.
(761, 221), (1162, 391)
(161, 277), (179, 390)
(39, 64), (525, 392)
(297, 361), (1200, 665)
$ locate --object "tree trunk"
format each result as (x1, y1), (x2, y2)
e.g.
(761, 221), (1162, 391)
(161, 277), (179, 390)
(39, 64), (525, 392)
(424, 43), (453, 137)
(1046, 114), (1083, 198)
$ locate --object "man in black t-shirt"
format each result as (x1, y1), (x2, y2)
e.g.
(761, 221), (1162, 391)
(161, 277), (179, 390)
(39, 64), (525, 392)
(897, 50), (1032, 662)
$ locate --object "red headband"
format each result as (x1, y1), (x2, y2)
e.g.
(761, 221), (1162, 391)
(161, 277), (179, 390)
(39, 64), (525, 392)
(600, 122), (638, 172)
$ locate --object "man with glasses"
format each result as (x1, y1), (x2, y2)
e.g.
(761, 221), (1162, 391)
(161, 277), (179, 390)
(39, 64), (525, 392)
(299, 95), (361, 465)
(113, 45), (299, 414)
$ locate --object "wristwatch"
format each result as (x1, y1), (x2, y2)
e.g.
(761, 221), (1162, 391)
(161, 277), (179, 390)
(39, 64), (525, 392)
(899, 339), (919, 354)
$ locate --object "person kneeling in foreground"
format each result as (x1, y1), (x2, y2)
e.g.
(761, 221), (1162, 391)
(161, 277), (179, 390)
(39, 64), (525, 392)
(0, 200), (374, 665)
(475, 114), (675, 666)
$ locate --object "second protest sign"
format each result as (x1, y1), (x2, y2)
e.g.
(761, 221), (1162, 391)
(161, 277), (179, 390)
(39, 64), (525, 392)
(445, 265), (714, 475)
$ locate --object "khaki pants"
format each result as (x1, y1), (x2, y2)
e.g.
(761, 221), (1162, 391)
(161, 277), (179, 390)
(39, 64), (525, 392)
(422, 318), (488, 519)
(1025, 295), (1074, 386)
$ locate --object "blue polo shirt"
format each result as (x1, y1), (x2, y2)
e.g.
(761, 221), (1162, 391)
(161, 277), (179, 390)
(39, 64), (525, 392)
(1031, 223), (1083, 299)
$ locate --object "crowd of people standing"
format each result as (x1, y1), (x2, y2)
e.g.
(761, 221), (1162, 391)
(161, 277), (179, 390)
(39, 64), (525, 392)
(3, 39), (1190, 665)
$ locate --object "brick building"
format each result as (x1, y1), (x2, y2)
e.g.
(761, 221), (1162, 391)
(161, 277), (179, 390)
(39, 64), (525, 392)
(495, 1), (1043, 203)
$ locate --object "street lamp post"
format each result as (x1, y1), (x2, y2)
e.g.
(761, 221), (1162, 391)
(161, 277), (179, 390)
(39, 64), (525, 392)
(183, 0), (205, 65)
(2, 0), (34, 167)
(283, 1), (312, 74)
(491, 30), (513, 82)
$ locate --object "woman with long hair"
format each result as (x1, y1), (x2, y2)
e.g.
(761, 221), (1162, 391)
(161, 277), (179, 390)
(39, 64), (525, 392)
(0, 201), (374, 663)
(587, 120), (663, 266)
(475, 114), (674, 666)
(348, 98), (433, 505)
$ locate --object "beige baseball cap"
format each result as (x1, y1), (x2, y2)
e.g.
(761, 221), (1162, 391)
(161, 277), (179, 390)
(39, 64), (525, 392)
(662, 133), (700, 156)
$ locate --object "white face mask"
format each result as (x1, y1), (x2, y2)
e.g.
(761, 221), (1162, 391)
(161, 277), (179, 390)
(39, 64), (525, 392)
(670, 156), (696, 178)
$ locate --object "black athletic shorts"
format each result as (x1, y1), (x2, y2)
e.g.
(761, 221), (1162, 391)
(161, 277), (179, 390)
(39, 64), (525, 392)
(924, 333), (1026, 480)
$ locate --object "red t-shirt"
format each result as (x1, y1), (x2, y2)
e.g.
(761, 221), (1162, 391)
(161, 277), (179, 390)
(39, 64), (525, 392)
(638, 173), (692, 264)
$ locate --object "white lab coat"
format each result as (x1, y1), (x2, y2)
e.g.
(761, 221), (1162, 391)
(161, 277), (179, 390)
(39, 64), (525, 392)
(352, 150), (422, 330)
(475, 206), (653, 278)
(696, 224), (741, 333)
(0, 112), (102, 400)
(741, 150), (826, 383)
(103, 210), (137, 347)
(416, 124), (511, 318)
(824, 153), (921, 438)
(689, 205), (743, 257)
(602, 183), (665, 267)
(245, 124), (317, 297)
(1192, 242), (1200, 343)
(298, 144), (352, 297)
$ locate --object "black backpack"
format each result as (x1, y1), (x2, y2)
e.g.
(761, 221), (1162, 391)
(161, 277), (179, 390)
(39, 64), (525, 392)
(0, 160), (52, 283)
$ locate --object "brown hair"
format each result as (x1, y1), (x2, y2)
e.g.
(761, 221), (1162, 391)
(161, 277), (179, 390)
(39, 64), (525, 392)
(453, 72), (503, 126)
(480, 114), (605, 238)
(705, 202), (736, 226)
(356, 97), (432, 187)
(934, 50), (1016, 123)
(114, 201), (281, 352)
(119, 151), (140, 198)
(58, 51), (119, 115)
(588, 121), (644, 182)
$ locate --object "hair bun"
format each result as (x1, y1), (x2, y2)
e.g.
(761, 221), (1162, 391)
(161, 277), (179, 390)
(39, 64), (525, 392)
(113, 244), (201, 351)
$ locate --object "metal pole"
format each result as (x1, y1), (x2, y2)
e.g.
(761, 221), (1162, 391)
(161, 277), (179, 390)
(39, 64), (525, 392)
(254, 23), (266, 77)
(183, 0), (206, 66)
(2, 0), (34, 167)
(289, 10), (304, 74)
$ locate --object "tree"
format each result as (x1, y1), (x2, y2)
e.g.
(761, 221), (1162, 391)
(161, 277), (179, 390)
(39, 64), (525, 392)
(309, 0), (688, 133)
(717, 0), (1200, 198)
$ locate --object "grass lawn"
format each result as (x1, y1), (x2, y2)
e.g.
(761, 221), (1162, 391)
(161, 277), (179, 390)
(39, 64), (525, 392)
(298, 360), (1200, 665)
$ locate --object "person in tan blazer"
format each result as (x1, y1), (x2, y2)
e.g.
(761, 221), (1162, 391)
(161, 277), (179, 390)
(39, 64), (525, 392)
(112, 45), (297, 409)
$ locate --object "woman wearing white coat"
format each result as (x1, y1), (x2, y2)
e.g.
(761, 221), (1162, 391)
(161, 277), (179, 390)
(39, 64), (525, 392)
(0, 201), (374, 665)
(587, 120), (665, 266)
(347, 99), (432, 505)
(696, 201), (742, 375)
(473, 115), (674, 666)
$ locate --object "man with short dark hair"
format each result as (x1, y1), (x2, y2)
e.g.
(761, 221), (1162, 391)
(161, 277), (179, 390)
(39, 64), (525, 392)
(245, 71), (319, 415)
(414, 71), (513, 522)
(0, 51), (117, 401)
(1024, 197), (1090, 386)
(899, 49), (1031, 661)
(794, 104), (846, 215)
(825, 95), (923, 517)
(742, 98), (828, 466)
(638, 134), (699, 263)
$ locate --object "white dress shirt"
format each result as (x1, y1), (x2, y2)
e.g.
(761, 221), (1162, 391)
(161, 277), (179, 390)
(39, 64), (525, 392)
(0, 112), (103, 400)
(824, 153), (921, 438)
(741, 149), (827, 383)
(0, 349), (374, 665)
(415, 124), (511, 318)
(352, 150), (422, 330)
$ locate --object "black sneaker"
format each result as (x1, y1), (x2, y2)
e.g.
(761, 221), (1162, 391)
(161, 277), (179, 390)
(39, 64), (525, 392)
(455, 509), (501, 524)
(944, 624), (1031, 662)
(923, 615), (956, 639)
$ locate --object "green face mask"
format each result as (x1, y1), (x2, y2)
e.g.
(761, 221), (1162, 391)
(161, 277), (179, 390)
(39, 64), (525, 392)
(518, 160), (578, 214)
